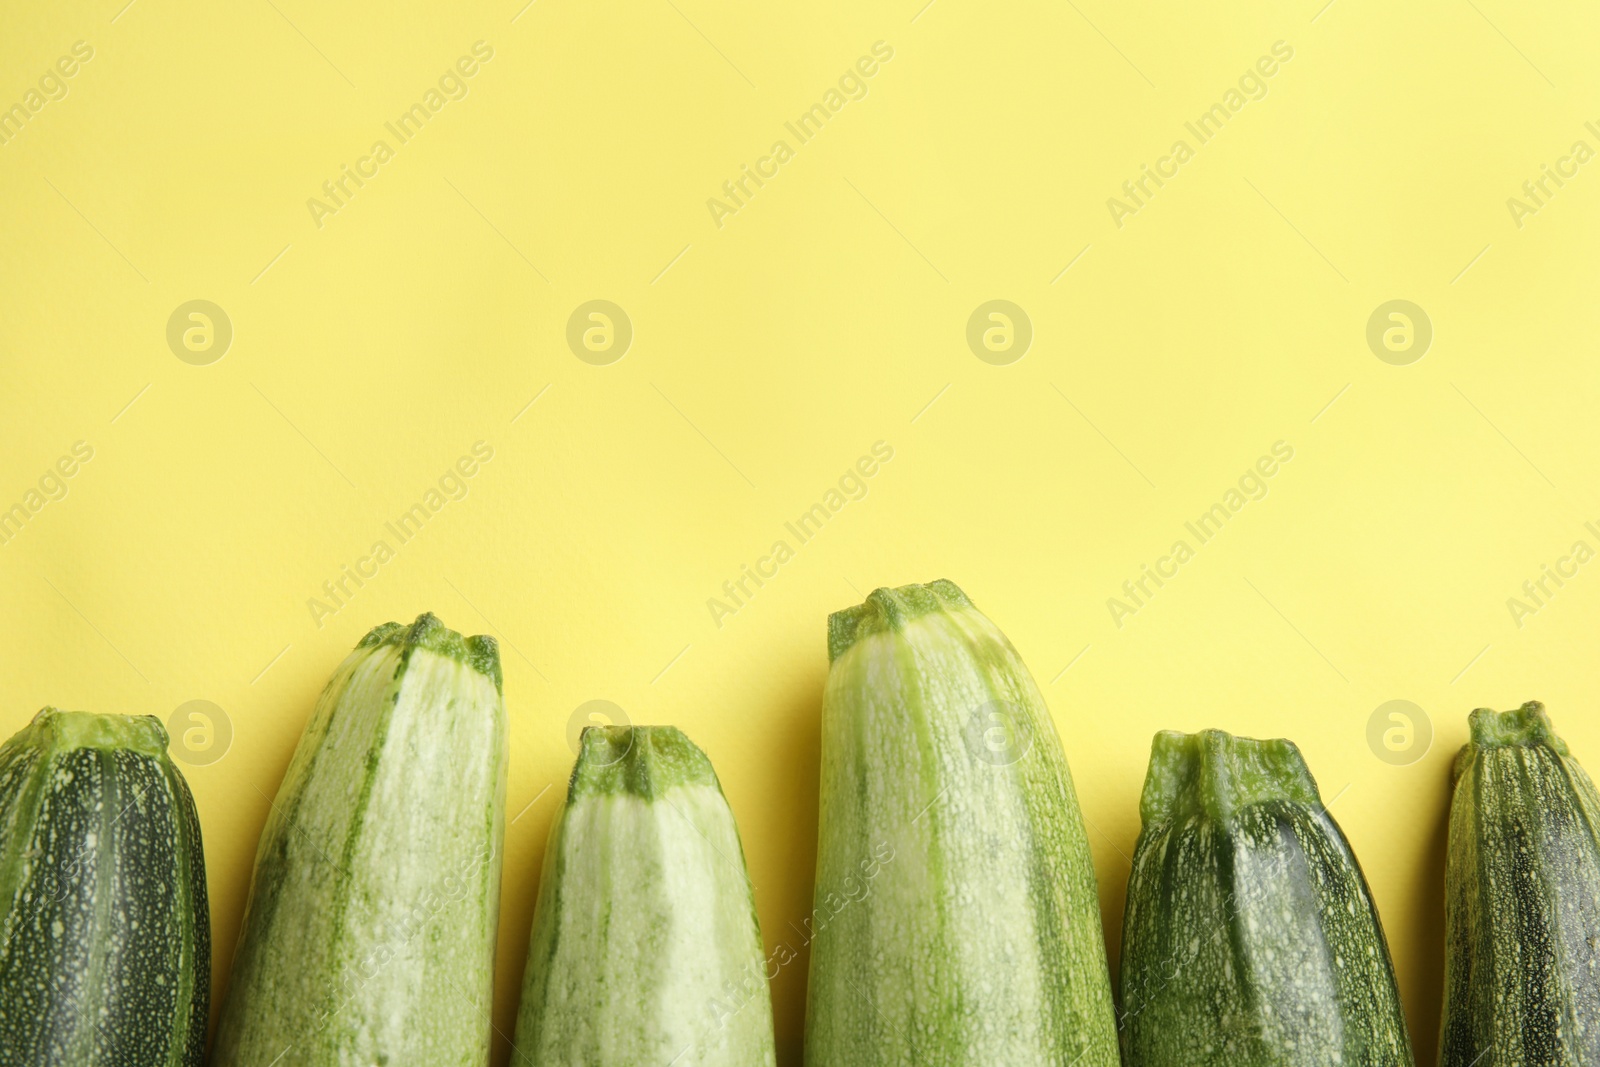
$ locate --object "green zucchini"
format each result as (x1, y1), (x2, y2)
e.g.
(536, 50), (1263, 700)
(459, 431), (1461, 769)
(1118, 729), (1415, 1067)
(1440, 702), (1600, 1067)
(213, 613), (507, 1067)
(512, 724), (776, 1065)
(804, 580), (1119, 1066)
(0, 708), (209, 1067)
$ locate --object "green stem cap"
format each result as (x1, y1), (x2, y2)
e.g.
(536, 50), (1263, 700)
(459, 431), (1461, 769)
(1465, 700), (1567, 754)
(1140, 728), (1322, 827)
(357, 611), (501, 691)
(1454, 701), (1569, 783)
(827, 579), (973, 663)
(567, 725), (719, 802)
(10, 707), (171, 761)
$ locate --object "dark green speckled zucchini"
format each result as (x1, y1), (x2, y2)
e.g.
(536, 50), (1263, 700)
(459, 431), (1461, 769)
(0, 708), (210, 1067)
(1441, 702), (1600, 1067)
(1119, 729), (1415, 1067)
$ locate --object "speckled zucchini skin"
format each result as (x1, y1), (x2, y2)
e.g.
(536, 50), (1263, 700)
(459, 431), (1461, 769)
(0, 708), (209, 1067)
(804, 580), (1119, 1067)
(513, 726), (777, 1066)
(1440, 702), (1600, 1067)
(1119, 729), (1414, 1067)
(213, 613), (507, 1067)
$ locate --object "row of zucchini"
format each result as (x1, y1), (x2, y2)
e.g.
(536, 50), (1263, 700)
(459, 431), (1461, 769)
(0, 580), (1595, 1066)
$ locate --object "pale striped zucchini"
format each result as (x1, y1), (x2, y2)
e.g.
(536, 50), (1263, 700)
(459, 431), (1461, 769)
(804, 580), (1119, 1066)
(1441, 702), (1600, 1066)
(213, 613), (507, 1067)
(1119, 729), (1415, 1066)
(0, 708), (209, 1067)
(513, 725), (776, 1065)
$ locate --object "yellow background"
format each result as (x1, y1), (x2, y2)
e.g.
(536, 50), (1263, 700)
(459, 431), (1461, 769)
(3, 0), (1598, 1062)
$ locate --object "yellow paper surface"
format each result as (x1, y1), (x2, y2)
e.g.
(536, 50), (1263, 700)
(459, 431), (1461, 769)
(3, 1), (1597, 1062)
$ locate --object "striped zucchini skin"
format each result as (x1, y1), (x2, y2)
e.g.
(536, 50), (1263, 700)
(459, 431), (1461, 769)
(0, 708), (209, 1067)
(1440, 702), (1600, 1067)
(1119, 729), (1414, 1067)
(213, 613), (507, 1067)
(804, 580), (1119, 1067)
(513, 726), (776, 1066)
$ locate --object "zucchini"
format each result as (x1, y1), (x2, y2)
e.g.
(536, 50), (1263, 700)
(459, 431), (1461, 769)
(0, 708), (209, 1067)
(1118, 729), (1415, 1067)
(512, 725), (776, 1066)
(213, 613), (507, 1067)
(1440, 702), (1600, 1067)
(804, 580), (1119, 1066)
